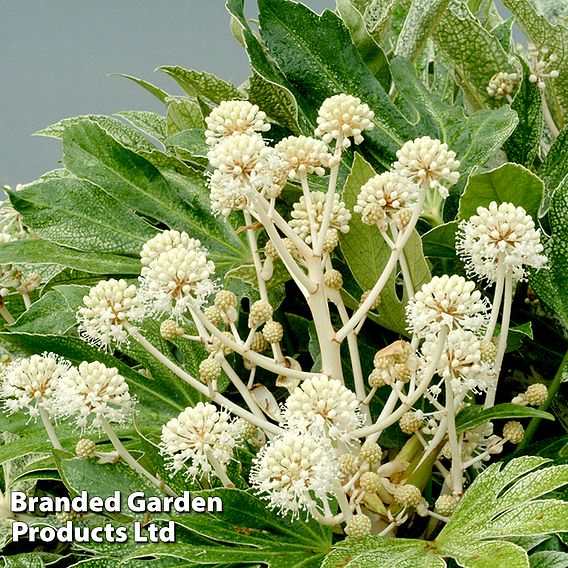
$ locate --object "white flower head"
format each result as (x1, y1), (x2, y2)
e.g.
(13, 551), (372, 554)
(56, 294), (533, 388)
(140, 230), (195, 271)
(406, 275), (489, 337)
(205, 100), (270, 146)
(0, 353), (78, 419)
(250, 431), (340, 518)
(423, 329), (496, 396)
(283, 375), (363, 441)
(393, 136), (460, 198)
(354, 171), (420, 228)
(289, 191), (351, 244)
(160, 402), (241, 481)
(139, 239), (215, 317)
(57, 361), (135, 429)
(456, 201), (547, 284)
(207, 133), (281, 215)
(315, 94), (374, 148)
(275, 136), (337, 179)
(77, 279), (145, 349)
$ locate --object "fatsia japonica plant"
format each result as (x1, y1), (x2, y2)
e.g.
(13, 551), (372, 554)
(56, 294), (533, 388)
(1, 0), (568, 566)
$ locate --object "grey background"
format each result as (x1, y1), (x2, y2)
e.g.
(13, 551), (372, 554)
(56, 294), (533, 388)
(1, 0), (334, 187)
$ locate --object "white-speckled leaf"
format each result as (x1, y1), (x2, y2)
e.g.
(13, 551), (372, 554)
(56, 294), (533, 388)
(165, 97), (205, 136)
(433, 0), (516, 108)
(446, 541), (529, 568)
(530, 550), (568, 568)
(395, 0), (449, 61)
(117, 110), (167, 143)
(502, 0), (568, 128)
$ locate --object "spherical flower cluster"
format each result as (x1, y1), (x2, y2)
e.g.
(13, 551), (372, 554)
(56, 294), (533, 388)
(289, 191), (351, 244)
(140, 230), (195, 272)
(394, 484), (422, 508)
(249, 431), (340, 518)
(503, 420), (524, 444)
(424, 329), (495, 396)
(160, 402), (240, 480)
(207, 132), (280, 216)
(315, 94), (374, 148)
(139, 236), (215, 317)
(58, 361), (135, 429)
(0, 354), (77, 419)
(487, 72), (519, 100)
(205, 100), (270, 146)
(283, 375), (362, 441)
(393, 136), (460, 198)
(406, 275), (489, 338)
(275, 136), (337, 179)
(526, 44), (560, 92)
(456, 201), (546, 283)
(77, 279), (144, 349)
(76, 438), (97, 459)
(345, 514), (372, 537)
(354, 171), (420, 228)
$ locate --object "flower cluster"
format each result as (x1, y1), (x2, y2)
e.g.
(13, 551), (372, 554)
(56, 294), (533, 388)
(456, 201), (546, 283)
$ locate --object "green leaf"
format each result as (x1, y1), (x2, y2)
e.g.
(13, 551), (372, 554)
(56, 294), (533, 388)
(165, 129), (208, 159)
(341, 154), (431, 335)
(35, 114), (156, 153)
(158, 66), (243, 104)
(58, 457), (161, 520)
(458, 163), (544, 220)
(3, 553), (47, 567)
(0, 240), (140, 275)
(117, 111), (167, 142)
(422, 222), (458, 260)
(433, 0), (516, 108)
(257, 0), (414, 162)
(9, 177), (157, 255)
(502, 0), (568, 128)
(538, 126), (568, 215)
(530, 550), (568, 568)
(448, 541), (529, 568)
(336, 0), (390, 84)
(455, 403), (554, 434)
(504, 61), (543, 167)
(8, 285), (88, 335)
(60, 119), (248, 272)
(395, 0), (449, 62)
(361, 0), (400, 41)
(529, 175), (568, 328)
(321, 536), (446, 567)
(110, 73), (170, 104)
(165, 97), (205, 136)
(127, 488), (331, 567)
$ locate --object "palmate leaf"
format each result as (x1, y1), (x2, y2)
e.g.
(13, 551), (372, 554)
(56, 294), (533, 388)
(125, 488), (332, 568)
(322, 457), (568, 568)
(340, 153), (431, 336)
(538, 126), (568, 215)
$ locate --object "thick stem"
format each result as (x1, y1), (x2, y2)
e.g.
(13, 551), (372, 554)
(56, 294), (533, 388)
(306, 256), (343, 382)
(333, 482), (353, 522)
(484, 269), (513, 408)
(390, 224), (414, 300)
(126, 324), (284, 436)
(39, 407), (62, 450)
(21, 292), (32, 310)
(542, 94), (560, 139)
(0, 304), (16, 325)
(99, 416), (176, 496)
(300, 175), (318, 246)
(205, 450), (234, 488)
(444, 376), (463, 495)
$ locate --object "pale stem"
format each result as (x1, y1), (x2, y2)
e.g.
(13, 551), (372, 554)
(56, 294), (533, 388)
(205, 449), (234, 488)
(378, 522), (397, 537)
(21, 292), (32, 310)
(191, 308), (315, 381)
(306, 255), (344, 382)
(99, 416), (176, 497)
(336, 192), (426, 342)
(484, 269), (513, 409)
(333, 482), (353, 522)
(485, 259), (506, 340)
(542, 94), (560, 139)
(126, 324), (284, 436)
(300, 174), (319, 246)
(359, 328), (447, 440)
(312, 507), (344, 526)
(313, 136), (343, 257)
(243, 210), (269, 300)
(444, 375), (463, 495)
(0, 304), (16, 324)
(247, 365), (257, 390)
(330, 289), (370, 424)
(38, 407), (62, 450)
(462, 439), (506, 469)
(249, 194), (315, 296)
(390, 224), (415, 300)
